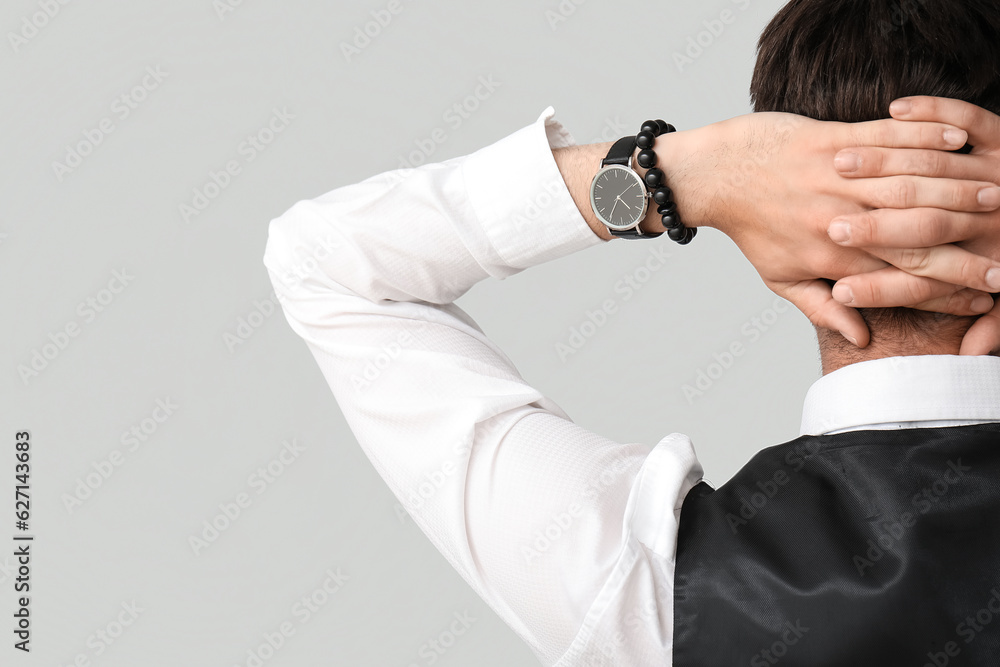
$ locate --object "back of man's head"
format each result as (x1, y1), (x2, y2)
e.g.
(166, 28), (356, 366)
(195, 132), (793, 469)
(750, 0), (1000, 358)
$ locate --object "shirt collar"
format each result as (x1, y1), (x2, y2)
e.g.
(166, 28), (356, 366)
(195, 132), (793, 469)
(799, 355), (1000, 436)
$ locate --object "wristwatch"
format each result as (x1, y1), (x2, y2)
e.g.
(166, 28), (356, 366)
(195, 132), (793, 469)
(589, 135), (662, 239)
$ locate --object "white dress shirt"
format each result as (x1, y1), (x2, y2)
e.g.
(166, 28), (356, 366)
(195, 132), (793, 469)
(262, 106), (1000, 666)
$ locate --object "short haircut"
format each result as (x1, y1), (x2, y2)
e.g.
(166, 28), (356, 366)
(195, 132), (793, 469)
(750, 0), (1000, 348)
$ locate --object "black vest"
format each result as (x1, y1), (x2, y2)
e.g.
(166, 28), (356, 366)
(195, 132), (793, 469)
(672, 423), (1000, 666)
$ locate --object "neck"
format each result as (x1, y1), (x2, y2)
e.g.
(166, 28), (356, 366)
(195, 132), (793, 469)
(818, 334), (964, 376)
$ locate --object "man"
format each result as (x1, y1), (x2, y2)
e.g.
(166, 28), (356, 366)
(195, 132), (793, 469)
(262, 1), (1000, 664)
(673, 1), (1000, 665)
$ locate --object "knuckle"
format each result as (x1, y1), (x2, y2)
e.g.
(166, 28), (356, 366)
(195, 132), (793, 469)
(851, 278), (878, 305)
(858, 148), (885, 175)
(887, 270), (925, 304)
(944, 293), (964, 315)
(922, 298), (955, 319)
(920, 151), (945, 177)
(903, 279), (928, 305)
(898, 247), (932, 273)
(958, 104), (979, 135)
(859, 121), (889, 148)
(920, 97), (939, 116)
(919, 124), (939, 149)
(902, 151), (923, 174)
(802, 302), (824, 325)
(850, 211), (877, 244)
(874, 149), (891, 175)
(914, 249), (934, 273)
(874, 124), (893, 147)
(900, 179), (918, 207)
(890, 271), (930, 307)
(880, 179), (916, 207)
(959, 254), (985, 287)
(954, 182), (977, 210)
(914, 211), (945, 246)
(946, 288), (976, 316)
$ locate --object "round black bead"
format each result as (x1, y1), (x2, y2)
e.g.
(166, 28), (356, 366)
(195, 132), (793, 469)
(637, 149), (657, 169)
(667, 226), (688, 242)
(653, 187), (674, 206)
(657, 120), (675, 135)
(636, 131), (656, 150)
(644, 167), (664, 189)
(661, 213), (683, 230)
(640, 120), (660, 136)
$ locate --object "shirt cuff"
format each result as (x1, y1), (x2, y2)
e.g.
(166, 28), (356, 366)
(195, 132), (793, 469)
(461, 106), (605, 274)
(625, 433), (705, 559)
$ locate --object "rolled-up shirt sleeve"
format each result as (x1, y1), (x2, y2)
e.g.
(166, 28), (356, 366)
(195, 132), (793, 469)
(262, 107), (704, 666)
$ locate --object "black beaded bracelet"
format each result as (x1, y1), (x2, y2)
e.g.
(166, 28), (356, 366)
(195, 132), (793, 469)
(635, 119), (696, 245)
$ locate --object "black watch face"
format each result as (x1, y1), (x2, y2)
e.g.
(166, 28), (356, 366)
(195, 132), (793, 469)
(590, 165), (647, 230)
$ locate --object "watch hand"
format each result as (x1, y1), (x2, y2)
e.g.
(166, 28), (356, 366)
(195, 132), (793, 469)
(610, 197), (621, 219)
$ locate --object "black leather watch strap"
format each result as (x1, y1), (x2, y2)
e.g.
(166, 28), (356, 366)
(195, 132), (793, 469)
(603, 135), (637, 167)
(611, 226), (662, 240)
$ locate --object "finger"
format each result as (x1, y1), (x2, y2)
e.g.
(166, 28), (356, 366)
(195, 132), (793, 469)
(908, 289), (995, 317)
(773, 278), (870, 347)
(827, 208), (991, 248)
(842, 117), (969, 151)
(961, 297), (1000, 356)
(831, 266), (996, 313)
(889, 96), (1000, 150)
(834, 147), (994, 180)
(854, 176), (1000, 212)
(861, 245), (1000, 294)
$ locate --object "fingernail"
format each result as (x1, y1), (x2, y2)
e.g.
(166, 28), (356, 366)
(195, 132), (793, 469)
(840, 331), (859, 346)
(972, 294), (995, 313)
(944, 129), (967, 147)
(890, 99), (912, 116)
(834, 152), (860, 172)
(832, 283), (854, 304)
(988, 268), (1000, 290)
(828, 220), (851, 243)
(979, 187), (1000, 208)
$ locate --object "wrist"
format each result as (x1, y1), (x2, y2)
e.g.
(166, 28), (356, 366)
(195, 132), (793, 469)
(552, 141), (617, 242)
(632, 126), (713, 234)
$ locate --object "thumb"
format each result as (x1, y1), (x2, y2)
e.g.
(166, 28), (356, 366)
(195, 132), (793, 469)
(960, 297), (1000, 355)
(769, 279), (871, 348)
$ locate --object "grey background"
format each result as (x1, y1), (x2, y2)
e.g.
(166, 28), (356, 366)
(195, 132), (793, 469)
(1, 0), (821, 664)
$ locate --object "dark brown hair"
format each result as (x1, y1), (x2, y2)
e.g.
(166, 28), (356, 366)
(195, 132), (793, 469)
(750, 0), (1000, 347)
